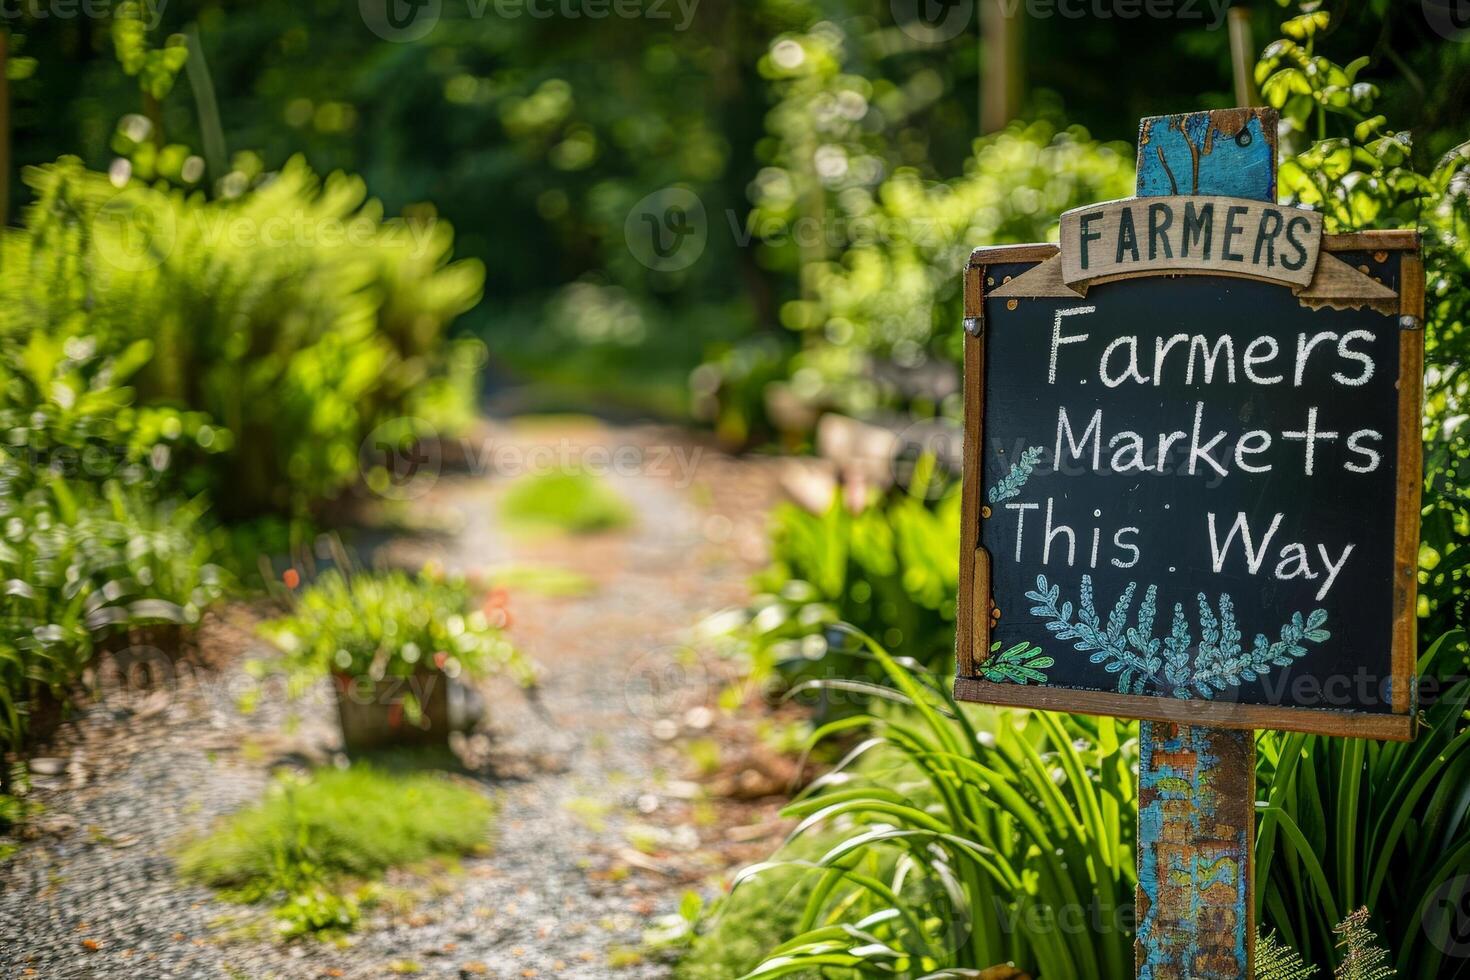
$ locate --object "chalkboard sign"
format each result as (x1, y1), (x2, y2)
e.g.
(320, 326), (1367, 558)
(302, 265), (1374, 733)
(955, 232), (1424, 740)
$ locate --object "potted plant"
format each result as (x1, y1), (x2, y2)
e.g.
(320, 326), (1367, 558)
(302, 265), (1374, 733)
(261, 567), (532, 752)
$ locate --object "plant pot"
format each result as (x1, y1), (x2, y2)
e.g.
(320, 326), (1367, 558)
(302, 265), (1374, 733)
(96, 623), (198, 665)
(24, 685), (66, 748)
(332, 668), (453, 752)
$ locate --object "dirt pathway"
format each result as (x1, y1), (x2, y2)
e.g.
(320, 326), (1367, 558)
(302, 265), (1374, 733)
(0, 420), (787, 980)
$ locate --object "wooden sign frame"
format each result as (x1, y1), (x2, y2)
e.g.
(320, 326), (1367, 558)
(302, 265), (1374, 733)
(954, 230), (1424, 741)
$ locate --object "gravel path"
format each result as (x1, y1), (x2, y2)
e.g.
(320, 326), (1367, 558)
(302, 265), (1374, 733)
(0, 421), (787, 980)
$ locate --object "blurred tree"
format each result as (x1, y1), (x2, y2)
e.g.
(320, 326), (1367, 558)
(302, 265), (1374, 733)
(5, 1), (1465, 416)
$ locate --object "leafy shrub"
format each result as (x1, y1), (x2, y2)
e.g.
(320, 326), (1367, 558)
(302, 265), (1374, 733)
(1257, 8), (1470, 639)
(260, 568), (533, 687)
(498, 470), (634, 534)
(0, 483), (229, 749)
(177, 765), (494, 937)
(701, 92), (1135, 438)
(4, 153), (484, 520)
(712, 483), (958, 703)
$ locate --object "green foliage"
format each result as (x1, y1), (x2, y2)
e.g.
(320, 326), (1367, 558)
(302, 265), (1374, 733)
(724, 635), (1136, 978)
(177, 765), (494, 938)
(498, 470), (633, 534)
(670, 846), (833, 980)
(1255, 631), (1470, 977)
(111, 2), (188, 101)
(260, 568), (532, 686)
(4, 154), (484, 520)
(715, 484), (959, 700)
(1258, 930), (1318, 980)
(1258, 5), (1470, 640)
(0, 483), (229, 748)
(1332, 908), (1395, 980)
(711, 116), (1133, 434)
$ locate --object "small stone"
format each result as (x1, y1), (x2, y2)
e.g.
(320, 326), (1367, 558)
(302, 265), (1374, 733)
(28, 758), (64, 776)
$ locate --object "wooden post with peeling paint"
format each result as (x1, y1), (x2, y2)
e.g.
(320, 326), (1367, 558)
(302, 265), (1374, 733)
(1132, 107), (1277, 979)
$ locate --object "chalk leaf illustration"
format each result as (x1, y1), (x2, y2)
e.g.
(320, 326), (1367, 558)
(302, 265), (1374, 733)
(979, 640), (1054, 685)
(987, 445), (1044, 504)
(1019, 573), (1330, 699)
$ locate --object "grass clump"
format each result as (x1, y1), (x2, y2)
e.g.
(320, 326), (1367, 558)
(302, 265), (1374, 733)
(178, 765), (494, 937)
(498, 471), (633, 534)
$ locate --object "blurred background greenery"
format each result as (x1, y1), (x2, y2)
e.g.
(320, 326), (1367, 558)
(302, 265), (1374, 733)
(9, 1), (1467, 429)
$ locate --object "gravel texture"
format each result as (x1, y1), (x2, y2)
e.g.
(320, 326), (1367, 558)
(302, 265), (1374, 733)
(0, 422), (788, 980)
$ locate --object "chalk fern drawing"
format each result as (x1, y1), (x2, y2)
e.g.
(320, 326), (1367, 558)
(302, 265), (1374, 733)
(987, 445), (1044, 504)
(1023, 574), (1330, 699)
(979, 640), (1054, 685)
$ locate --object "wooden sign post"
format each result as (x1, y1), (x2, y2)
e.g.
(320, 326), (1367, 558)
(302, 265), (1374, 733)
(955, 107), (1424, 977)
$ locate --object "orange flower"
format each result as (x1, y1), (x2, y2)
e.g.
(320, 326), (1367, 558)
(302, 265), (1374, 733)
(283, 568), (300, 590)
(482, 588), (513, 629)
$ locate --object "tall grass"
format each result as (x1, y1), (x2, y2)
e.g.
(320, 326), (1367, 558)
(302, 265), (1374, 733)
(716, 629), (1470, 977)
(1257, 628), (1470, 977)
(732, 630), (1136, 978)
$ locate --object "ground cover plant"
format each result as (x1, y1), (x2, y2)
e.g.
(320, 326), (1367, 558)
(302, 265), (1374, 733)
(261, 566), (533, 689)
(177, 765), (495, 937)
(498, 470), (634, 534)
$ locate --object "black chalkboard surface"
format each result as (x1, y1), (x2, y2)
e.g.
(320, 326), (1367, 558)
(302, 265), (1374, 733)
(955, 240), (1422, 740)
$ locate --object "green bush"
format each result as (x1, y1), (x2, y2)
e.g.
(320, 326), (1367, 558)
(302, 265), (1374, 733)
(178, 764), (495, 937)
(0, 484), (230, 749)
(710, 476), (959, 709)
(260, 567), (533, 687)
(4, 152), (484, 520)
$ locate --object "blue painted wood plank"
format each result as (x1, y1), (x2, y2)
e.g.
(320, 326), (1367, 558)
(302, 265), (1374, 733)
(1136, 108), (1278, 203)
(1134, 106), (1275, 980)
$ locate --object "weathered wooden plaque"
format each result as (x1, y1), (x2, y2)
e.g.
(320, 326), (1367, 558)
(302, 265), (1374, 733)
(954, 230), (1424, 740)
